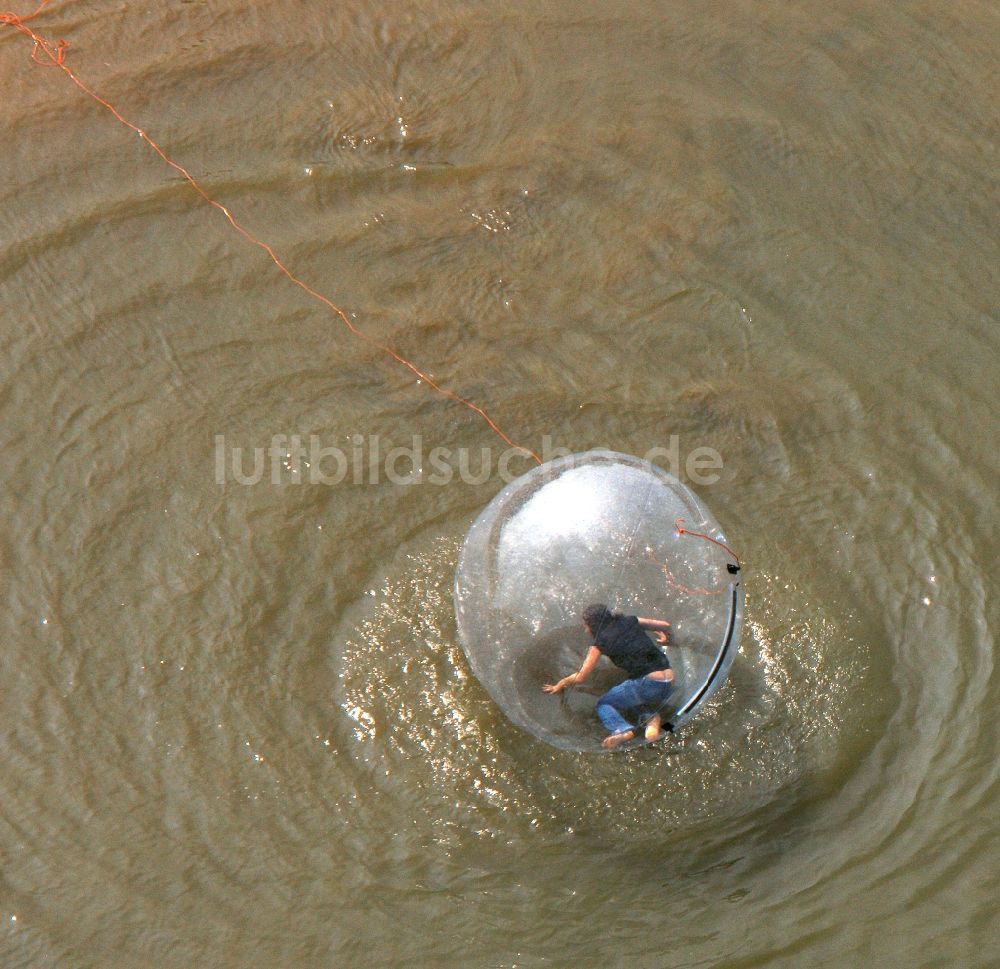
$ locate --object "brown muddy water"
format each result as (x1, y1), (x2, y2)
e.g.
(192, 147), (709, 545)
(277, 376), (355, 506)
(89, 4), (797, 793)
(1, 1), (997, 967)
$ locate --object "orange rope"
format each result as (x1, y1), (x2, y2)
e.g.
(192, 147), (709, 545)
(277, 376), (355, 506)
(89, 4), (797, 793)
(635, 519), (741, 597)
(1, 1), (541, 463)
(643, 549), (725, 597)
(674, 518), (741, 567)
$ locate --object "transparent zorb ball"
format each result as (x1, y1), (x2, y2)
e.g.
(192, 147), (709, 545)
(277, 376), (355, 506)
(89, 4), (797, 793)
(454, 451), (743, 751)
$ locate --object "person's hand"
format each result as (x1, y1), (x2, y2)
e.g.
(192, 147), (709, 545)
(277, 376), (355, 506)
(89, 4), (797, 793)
(543, 675), (574, 694)
(653, 630), (669, 646)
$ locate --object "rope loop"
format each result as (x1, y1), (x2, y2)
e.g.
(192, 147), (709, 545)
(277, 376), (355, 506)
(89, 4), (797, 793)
(3, 2), (69, 67)
(31, 36), (67, 64)
(1, 0), (54, 25)
(674, 518), (741, 568)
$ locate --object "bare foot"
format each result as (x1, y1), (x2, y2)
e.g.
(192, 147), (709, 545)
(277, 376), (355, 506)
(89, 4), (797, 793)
(602, 730), (635, 750)
(644, 714), (665, 743)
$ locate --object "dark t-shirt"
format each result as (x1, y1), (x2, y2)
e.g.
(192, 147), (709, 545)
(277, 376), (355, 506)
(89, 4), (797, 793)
(594, 615), (670, 679)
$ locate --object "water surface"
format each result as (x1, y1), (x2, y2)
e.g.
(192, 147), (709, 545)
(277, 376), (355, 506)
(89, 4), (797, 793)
(1, 1), (997, 967)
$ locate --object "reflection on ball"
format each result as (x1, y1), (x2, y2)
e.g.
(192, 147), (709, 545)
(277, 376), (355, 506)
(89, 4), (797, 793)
(454, 451), (743, 751)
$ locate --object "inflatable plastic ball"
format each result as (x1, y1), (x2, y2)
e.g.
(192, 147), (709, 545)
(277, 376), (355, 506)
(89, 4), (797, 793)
(454, 450), (743, 751)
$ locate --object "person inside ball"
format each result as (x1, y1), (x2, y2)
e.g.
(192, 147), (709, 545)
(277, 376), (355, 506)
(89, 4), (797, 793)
(543, 603), (674, 749)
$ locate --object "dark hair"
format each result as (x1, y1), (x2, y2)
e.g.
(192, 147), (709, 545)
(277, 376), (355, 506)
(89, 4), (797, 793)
(582, 603), (619, 634)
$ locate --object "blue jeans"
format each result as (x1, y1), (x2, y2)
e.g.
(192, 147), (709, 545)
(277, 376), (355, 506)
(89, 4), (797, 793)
(596, 676), (673, 735)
